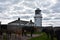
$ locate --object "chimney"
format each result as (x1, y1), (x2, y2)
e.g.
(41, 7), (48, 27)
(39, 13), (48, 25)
(30, 20), (32, 23)
(0, 22), (1, 25)
(18, 18), (21, 26)
(18, 18), (20, 21)
(0, 22), (1, 30)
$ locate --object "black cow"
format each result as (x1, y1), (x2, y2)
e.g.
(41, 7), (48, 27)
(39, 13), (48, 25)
(55, 29), (60, 40)
(49, 28), (54, 40)
(42, 27), (50, 38)
(22, 26), (34, 37)
(42, 27), (54, 40)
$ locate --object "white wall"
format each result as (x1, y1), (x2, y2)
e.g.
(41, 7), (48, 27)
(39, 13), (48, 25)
(34, 17), (42, 27)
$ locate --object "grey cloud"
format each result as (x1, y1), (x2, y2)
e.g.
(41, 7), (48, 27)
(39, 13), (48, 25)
(24, 0), (35, 2)
(41, 1), (51, 8)
(23, 2), (37, 9)
(54, 17), (60, 19)
(8, 11), (22, 16)
(51, 6), (60, 13)
(13, 6), (24, 10)
(10, 15), (32, 20)
(47, 14), (55, 17)
(0, 0), (22, 4)
(11, 16), (20, 19)
(50, 0), (60, 13)
(0, 0), (7, 2)
(43, 18), (51, 20)
(25, 10), (34, 14)
(17, 11), (26, 14)
(0, 6), (7, 13)
(10, 0), (22, 4)
(0, 17), (11, 19)
(42, 10), (51, 14)
(21, 16), (31, 19)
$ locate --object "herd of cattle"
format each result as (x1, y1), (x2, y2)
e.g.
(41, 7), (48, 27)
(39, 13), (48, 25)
(0, 25), (60, 40)
(0, 25), (35, 37)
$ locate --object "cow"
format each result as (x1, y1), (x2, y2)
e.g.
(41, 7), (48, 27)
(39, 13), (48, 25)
(22, 26), (35, 37)
(42, 27), (54, 40)
(54, 27), (60, 40)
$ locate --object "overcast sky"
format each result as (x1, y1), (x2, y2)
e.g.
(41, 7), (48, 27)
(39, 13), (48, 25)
(0, 0), (60, 26)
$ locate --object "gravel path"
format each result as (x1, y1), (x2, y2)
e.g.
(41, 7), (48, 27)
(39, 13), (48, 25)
(0, 34), (40, 40)
(21, 34), (40, 40)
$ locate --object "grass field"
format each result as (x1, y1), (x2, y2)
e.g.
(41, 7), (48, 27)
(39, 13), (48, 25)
(29, 32), (57, 40)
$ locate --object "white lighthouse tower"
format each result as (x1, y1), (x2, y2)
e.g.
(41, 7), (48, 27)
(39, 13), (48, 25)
(34, 8), (42, 27)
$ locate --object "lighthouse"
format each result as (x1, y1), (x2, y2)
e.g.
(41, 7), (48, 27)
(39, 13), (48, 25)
(34, 8), (42, 27)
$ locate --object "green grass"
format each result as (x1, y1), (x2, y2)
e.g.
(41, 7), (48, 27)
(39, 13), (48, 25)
(33, 32), (41, 34)
(3, 34), (7, 40)
(27, 31), (41, 34)
(29, 32), (57, 40)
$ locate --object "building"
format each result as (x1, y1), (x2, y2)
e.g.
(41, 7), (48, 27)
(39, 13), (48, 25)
(8, 18), (34, 27)
(7, 18), (34, 32)
(34, 8), (42, 27)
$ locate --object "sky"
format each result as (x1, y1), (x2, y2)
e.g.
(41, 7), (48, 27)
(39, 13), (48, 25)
(0, 0), (60, 26)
